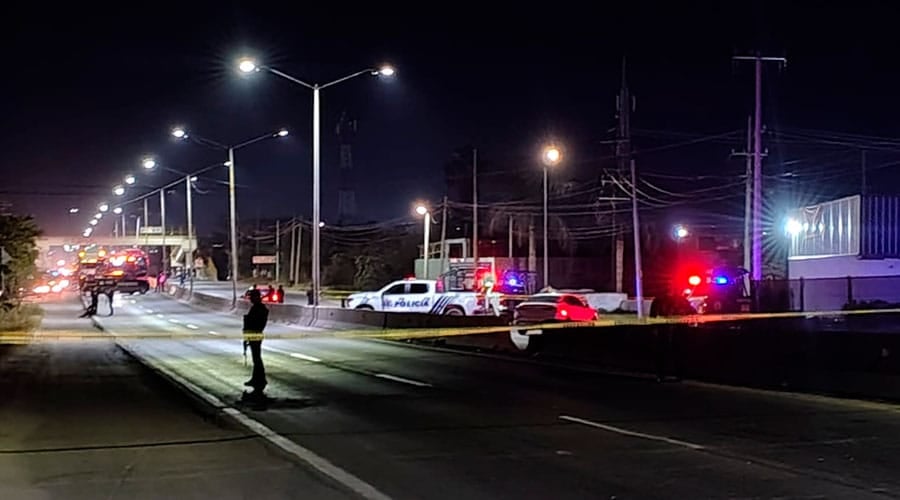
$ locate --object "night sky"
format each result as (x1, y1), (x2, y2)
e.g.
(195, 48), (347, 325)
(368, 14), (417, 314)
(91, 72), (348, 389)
(3, 2), (899, 237)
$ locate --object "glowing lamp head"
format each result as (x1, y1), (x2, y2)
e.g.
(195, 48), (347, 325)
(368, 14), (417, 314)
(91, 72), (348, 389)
(785, 218), (802, 236)
(688, 275), (702, 287)
(113, 185), (125, 196)
(124, 174), (136, 185)
(142, 157), (157, 169)
(377, 65), (395, 77)
(415, 205), (428, 216)
(94, 213), (103, 220)
(276, 129), (289, 137)
(113, 207), (123, 215)
(542, 146), (562, 166)
(98, 203), (109, 213)
(68, 207), (79, 214)
(318, 221), (325, 228)
(674, 225), (688, 239)
(89, 219), (98, 226)
(171, 128), (187, 140)
(238, 58), (257, 73)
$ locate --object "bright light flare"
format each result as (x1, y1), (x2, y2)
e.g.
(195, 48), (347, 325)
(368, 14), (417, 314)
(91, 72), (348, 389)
(785, 218), (802, 236)
(56, 259), (66, 267)
(142, 157), (157, 169)
(377, 65), (395, 77)
(113, 207), (123, 215)
(415, 205), (428, 216)
(542, 146), (562, 166)
(98, 203), (109, 213)
(113, 185), (125, 196)
(277, 129), (289, 137)
(674, 224), (689, 239)
(171, 128), (187, 139)
(238, 58), (257, 73)
(68, 207), (79, 214)
(124, 174), (136, 185)
(688, 275), (702, 287)
(89, 219), (98, 226)
(33, 285), (51, 294)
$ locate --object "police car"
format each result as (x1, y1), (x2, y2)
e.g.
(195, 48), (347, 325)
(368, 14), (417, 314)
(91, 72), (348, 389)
(346, 278), (485, 315)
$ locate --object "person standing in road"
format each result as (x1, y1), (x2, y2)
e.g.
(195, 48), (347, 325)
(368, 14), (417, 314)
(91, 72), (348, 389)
(243, 289), (269, 394)
(104, 286), (115, 316)
(276, 285), (285, 304)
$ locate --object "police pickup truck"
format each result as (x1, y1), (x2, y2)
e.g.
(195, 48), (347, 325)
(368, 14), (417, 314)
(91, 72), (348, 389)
(345, 278), (488, 315)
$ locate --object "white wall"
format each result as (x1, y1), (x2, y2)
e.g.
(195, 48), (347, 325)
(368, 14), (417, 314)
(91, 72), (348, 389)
(788, 255), (900, 279)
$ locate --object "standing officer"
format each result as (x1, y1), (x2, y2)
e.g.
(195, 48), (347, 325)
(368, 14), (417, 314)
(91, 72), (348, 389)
(242, 289), (269, 394)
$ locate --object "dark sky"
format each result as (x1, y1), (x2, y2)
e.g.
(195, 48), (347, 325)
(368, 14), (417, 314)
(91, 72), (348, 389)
(3, 1), (899, 236)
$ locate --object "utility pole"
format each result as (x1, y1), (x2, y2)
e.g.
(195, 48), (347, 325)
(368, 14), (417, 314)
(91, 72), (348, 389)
(734, 54), (786, 284)
(861, 149), (867, 196)
(508, 215), (514, 258)
(275, 219), (280, 283)
(186, 175), (194, 295)
(629, 159), (644, 319)
(527, 220), (536, 290)
(160, 190), (167, 273)
(439, 196), (448, 276)
(613, 57), (632, 293)
(472, 148), (478, 268)
(295, 223), (303, 284)
(289, 217), (296, 284)
(731, 116), (753, 280)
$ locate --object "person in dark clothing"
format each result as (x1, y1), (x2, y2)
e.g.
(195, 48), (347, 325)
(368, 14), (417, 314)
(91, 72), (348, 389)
(243, 289), (269, 393)
(105, 287), (115, 316)
(79, 287), (99, 317)
(276, 285), (285, 304)
(267, 284), (276, 302)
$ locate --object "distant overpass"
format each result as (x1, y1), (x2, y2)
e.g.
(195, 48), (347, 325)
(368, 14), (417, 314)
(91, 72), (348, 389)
(36, 234), (198, 270)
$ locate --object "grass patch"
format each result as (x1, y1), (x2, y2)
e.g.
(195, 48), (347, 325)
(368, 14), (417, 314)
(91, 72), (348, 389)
(0, 303), (43, 332)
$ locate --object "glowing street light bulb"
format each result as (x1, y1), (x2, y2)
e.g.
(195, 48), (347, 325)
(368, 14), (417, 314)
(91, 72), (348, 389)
(238, 58), (257, 73)
(543, 146), (562, 166)
(318, 221), (325, 228)
(415, 205), (428, 216)
(674, 224), (689, 239)
(124, 174), (136, 185)
(378, 65), (395, 77)
(113, 207), (123, 215)
(171, 128), (187, 139)
(89, 219), (98, 226)
(785, 218), (802, 236)
(98, 203), (109, 213)
(113, 185), (125, 196)
(94, 213), (103, 219)
(142, 157), (157, 169)
(277, 128), (289, 137)
(68, 207), (79, 214)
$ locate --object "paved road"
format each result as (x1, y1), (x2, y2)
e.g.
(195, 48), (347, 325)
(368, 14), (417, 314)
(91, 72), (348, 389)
(0, 295), (353, 499)
(188, 280), (343, 307)
(87, 293), (900, 499)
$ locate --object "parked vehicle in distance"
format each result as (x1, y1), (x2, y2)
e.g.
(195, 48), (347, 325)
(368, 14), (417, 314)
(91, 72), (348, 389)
(513, 293), (598, 324)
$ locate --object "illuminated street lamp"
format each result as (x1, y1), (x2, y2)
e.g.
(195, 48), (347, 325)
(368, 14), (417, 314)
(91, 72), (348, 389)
(674, 224), (689, 240)
(415, 204), (431, 278)
(785, 218), (802, 236)
(98, 203), (109, 213)
(113, 207), (123, 215)
(124, 174), (136, 185)
(172, 125), (289, 306)
(142, 157), (157, 169)
(541, 144), (562, 288)
(239, 56), (394, 305)
(89, 219), (98, 226)
(113, 185), (125, 196)
(68, 207), (79, 214)
(93, 213), (103, 220)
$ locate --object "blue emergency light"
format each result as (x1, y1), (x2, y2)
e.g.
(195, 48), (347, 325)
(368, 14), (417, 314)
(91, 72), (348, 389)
(713, 276), (729, 285)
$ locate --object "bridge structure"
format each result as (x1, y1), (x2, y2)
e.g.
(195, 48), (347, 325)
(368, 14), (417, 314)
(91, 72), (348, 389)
(36, 234), (198, 271)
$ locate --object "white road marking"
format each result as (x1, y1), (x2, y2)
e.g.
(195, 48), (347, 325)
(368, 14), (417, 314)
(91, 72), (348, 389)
(208, 331), (220, 336)
(223, 408), (391, 500)
(156, 313), (165, 318)
(374, 373), (432, 387)
(559, 415), (705, 450)
(289, 352), (322, 363)
(130, 299), (136, 304)
(168, 318), (181, 324)
(186, 324), (199, 330)
(145, 309), (154, 313)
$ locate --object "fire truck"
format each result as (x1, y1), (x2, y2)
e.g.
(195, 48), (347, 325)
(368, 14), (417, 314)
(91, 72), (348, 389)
(77, 247), (150, 294)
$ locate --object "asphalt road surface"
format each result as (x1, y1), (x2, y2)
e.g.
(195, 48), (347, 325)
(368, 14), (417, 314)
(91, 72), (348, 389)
(0, 295), (353, 499)
(72, 293), (900, 499)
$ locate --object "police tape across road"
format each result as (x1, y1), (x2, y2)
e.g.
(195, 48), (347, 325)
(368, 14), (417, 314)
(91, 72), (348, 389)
(5, 306), (900, 344)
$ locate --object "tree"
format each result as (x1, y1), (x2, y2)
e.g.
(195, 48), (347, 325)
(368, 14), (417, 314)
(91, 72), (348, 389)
(0, 215), (41, 299)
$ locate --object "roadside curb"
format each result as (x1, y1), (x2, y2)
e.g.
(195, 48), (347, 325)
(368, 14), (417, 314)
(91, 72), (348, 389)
(90, 315), (392, 500)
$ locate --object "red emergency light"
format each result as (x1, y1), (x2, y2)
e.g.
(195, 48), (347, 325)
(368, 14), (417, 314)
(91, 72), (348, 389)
(688, 275), (702, 286)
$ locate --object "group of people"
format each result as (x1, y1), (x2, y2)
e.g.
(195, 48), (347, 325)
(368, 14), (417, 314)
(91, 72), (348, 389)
(79, 285), (115, 317)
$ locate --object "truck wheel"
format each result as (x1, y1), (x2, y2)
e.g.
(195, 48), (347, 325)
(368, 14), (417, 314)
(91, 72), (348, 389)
(443, 306), (464, 316)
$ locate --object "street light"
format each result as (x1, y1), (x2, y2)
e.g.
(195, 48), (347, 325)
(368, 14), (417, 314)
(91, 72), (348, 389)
(142, 157), (157, 169)
(89, 219), (98, 226)
(94, 213), (103, 220)
(415, 204), (431, 278)
(113, 207), (123, 215)
(674, 224), (689, 240)
(124, 174), (136, 185)
(172, 126), (289, 306)
(98, 203), (109, 213)
(785, 218), (802, 236)
(239, 56), (394, 305)
(68, 207), (79, 214)
(541, 144), (562, 289)
(113, 185), (125, 196)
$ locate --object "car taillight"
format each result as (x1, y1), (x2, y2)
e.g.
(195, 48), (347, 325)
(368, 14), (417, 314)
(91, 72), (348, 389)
(271, 293), (279, 302)
(556, 307), (569, 320)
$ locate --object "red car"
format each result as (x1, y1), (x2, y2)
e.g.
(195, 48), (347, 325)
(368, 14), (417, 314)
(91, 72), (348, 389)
(513, 293), (598, 324)
(243, 286), (282, 303)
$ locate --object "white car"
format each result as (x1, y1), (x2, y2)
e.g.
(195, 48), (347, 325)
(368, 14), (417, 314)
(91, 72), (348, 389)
(346, 279), (484, 315)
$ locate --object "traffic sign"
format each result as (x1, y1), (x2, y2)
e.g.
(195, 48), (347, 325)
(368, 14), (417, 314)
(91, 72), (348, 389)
(252, 255), (277, 265)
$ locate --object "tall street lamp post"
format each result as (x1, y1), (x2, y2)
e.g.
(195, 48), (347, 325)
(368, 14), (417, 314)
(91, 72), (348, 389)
(238, 58), (394, 305)
(541, 145), (562, 289)
(415, 204), (431, 279)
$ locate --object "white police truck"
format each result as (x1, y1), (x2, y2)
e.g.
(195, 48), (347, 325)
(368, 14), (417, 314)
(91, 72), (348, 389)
(345, 278), (487, 315)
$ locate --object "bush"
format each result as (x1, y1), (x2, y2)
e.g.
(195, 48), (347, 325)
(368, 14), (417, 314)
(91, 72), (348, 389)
(0, 303), (42, 332)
